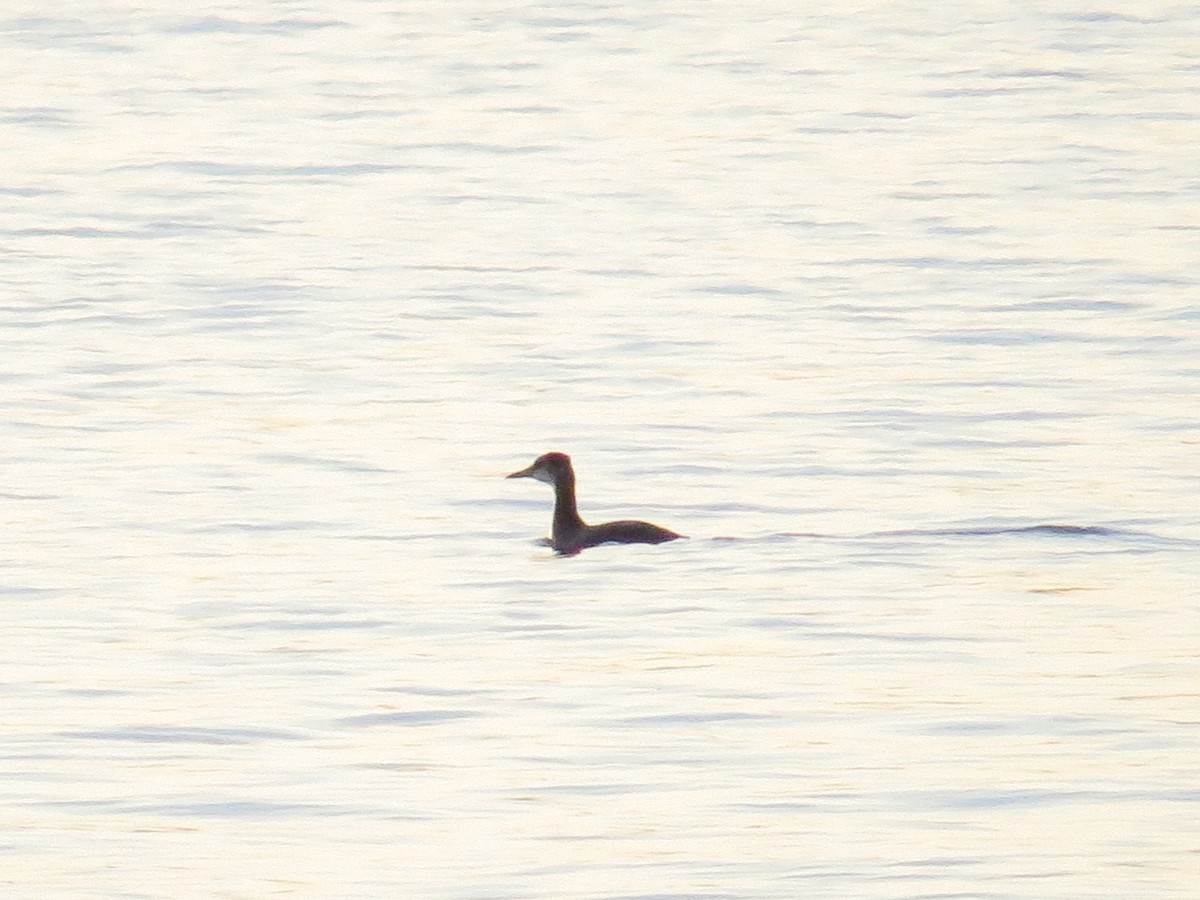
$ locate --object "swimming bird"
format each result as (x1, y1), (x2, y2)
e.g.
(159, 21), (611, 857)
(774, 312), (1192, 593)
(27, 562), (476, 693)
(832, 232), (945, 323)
(506, 452), (684, 555)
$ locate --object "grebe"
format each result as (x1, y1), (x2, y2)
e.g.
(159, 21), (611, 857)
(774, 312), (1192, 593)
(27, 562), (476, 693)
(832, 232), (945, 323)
(507, 452), (684, 555)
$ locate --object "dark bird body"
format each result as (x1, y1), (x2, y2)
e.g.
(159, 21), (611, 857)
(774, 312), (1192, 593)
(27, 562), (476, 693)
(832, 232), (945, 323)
(507, 452), (683, 555)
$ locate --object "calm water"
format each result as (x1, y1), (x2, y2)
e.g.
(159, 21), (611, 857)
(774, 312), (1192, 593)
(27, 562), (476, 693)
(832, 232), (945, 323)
(3, 3), (1199, 898)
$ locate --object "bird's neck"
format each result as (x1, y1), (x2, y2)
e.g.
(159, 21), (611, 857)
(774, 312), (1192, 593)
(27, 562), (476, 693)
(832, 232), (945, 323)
(552, 469), (585, 536)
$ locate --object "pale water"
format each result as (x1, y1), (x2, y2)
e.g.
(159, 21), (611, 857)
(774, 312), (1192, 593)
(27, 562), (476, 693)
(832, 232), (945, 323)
(2, 3), (1198, 898)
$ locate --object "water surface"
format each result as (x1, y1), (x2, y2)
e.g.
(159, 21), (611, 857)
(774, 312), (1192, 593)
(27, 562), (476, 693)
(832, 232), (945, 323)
(3, 3), (1198, 898)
